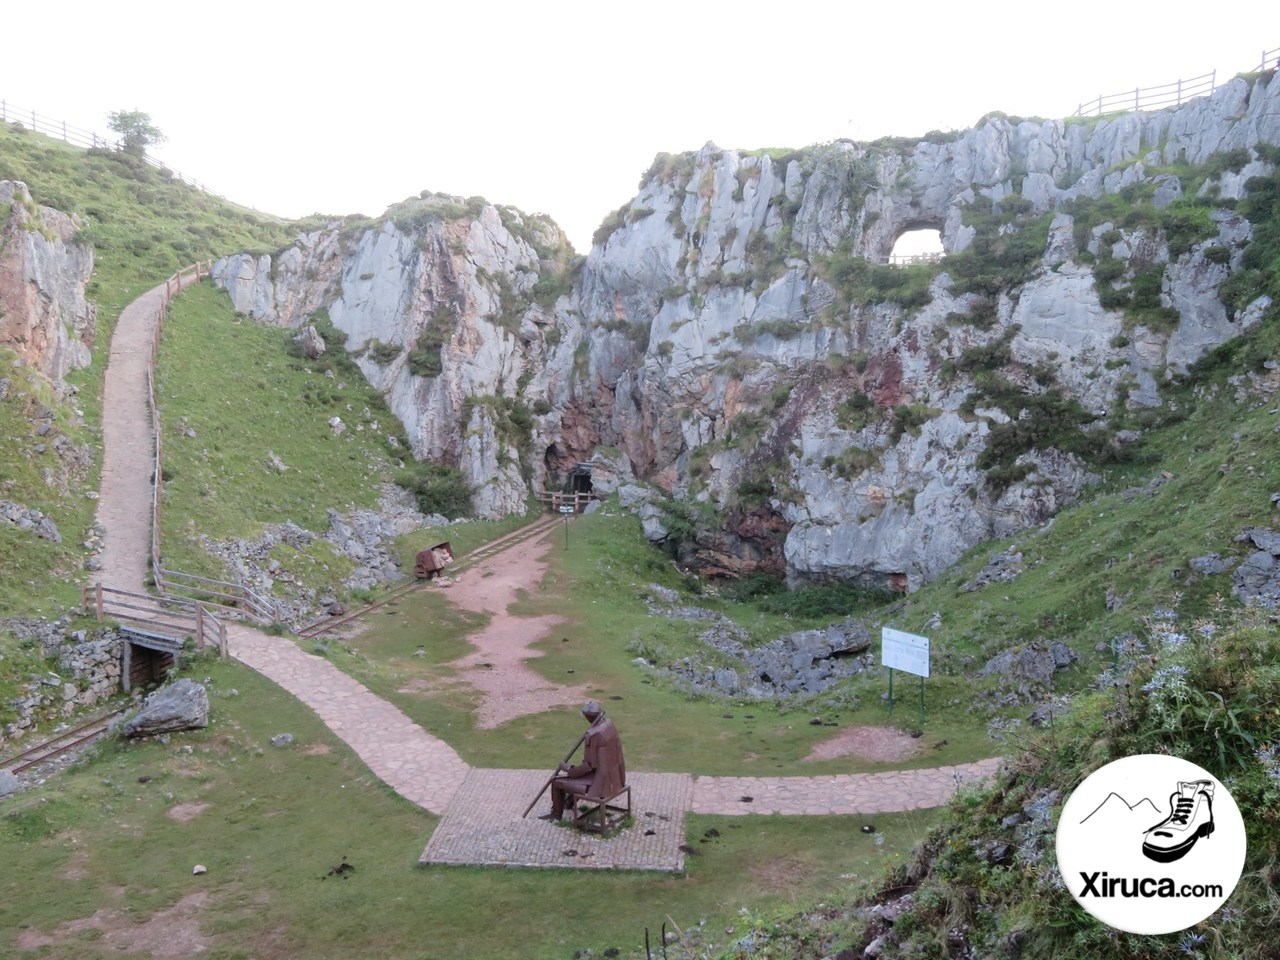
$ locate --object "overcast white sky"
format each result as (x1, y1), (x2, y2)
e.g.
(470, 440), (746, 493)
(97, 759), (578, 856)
(2, 2), (1275, 252)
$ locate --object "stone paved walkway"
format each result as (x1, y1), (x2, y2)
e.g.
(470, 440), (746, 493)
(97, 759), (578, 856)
(95, 274), (201, 594)
(94, 275), (1005, 872)
(692, 760), (1002, 815)
(227, 623), (470, 814)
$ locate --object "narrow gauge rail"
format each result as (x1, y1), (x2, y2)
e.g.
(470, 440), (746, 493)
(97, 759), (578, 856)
(296, 514), (562, 642)
(1, 704), (131, 775)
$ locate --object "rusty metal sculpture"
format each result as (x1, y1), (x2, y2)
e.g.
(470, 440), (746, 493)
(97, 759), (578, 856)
(524, 700), (626, 825)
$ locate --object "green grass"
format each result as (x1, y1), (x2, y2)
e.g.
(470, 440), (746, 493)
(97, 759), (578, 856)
(731, 605), (1280, 960)
(0, 121), (303, 430)
(0, 122), (302, 623)
(314, 514), (997, 777)
(0, 347), (97, 616)
(0, 655), (942, 960)
(154, 282), (409, 579)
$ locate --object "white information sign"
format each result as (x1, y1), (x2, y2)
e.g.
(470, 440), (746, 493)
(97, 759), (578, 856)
(881, 627), (930, 678)
(558, 505), (574, 514)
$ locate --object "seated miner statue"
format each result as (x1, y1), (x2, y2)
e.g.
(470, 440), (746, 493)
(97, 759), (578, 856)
(539, 700), (626, 821)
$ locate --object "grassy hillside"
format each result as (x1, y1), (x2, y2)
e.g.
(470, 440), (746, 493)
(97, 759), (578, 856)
(155, 283), (416, 582)
(0, 120), (306, 620)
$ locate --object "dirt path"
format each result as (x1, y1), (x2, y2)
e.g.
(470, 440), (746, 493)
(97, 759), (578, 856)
(94, 274), (201, 592)
(439, 534), (591, 728)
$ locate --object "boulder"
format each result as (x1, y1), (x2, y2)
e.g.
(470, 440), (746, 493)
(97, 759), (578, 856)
(980, 642), (1076, 689)
(294, 324), (326, 359)
(0, 768), (20, 798)
(121, 679), (209, 738)
(1190, 553), (1228, 575)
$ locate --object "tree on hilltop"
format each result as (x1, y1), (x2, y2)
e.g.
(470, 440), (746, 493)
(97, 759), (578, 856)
(107, 110), (165, 158)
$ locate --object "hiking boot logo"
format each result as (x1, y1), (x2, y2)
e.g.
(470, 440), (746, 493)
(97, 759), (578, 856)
(1142, 779), (1215, 863)
(1057, 755), (1246, 936)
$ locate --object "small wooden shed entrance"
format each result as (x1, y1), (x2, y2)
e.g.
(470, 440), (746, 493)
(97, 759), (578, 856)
(119, 627), (185, 692)
(81, 585), (230, 692)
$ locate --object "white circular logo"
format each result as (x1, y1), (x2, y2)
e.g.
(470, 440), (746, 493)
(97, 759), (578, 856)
(1057, 755), (1246, 934)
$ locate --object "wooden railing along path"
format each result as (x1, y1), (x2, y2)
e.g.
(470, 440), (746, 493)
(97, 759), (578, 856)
(1073, 46), (1278, 117)
(143, 264), (280, 625)
(0, 99), (225, 199)
(82, 585), (229, 658)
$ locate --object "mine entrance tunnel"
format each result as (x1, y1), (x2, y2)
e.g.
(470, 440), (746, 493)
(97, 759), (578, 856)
(119, 626), (184, 692)
(569, 462), (594, 496)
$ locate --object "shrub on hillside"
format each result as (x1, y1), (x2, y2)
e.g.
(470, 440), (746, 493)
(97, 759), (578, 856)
(758, 582), (894, 618)
(396, 462), (473, 519)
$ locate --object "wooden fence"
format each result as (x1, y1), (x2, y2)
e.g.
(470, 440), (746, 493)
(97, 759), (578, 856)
(535, 491), (602, 513)
(0, 99), (224, 199)
(1074, 46), (1279, 117)
(82, 584), (229, 658)
(145, 264), (280, 625)
(881, 252), (945, 267)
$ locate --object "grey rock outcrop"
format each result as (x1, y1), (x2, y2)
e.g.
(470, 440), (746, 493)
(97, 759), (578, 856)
(121, 679), (209, 738)
(648, 596), (874, 698)
(980, 642), (1078, 694)
(210, 74), (1280, 590)
(0, 768), (20, 798)
(294, 324), (326, 359)
(0, 500), (61, 543)
(213, 199), (579, 520)
(0, 181), (96, 381)
(199, 484), (433, 623)
(1233, 526), (1280, 606)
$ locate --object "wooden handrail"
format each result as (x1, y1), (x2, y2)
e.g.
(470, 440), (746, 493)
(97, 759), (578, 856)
(0, 99), (226, 199)
(141, 262), (280, 626)
(84, 584), (227, 655)
(1071, 47), (1279, 118)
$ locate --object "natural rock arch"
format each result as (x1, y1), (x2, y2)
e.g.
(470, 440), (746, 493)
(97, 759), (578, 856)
(888, 224), (945, 263)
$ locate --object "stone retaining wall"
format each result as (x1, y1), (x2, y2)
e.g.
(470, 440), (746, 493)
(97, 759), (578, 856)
(1, 618), (123, 746)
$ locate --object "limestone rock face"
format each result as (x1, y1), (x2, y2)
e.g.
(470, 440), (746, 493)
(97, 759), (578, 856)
(0, 182), (96, 380)
(121, 679), (209, 738)
(564, 74), (1280, 588)
(213, 199), (579, 519)
(212, 74), (1280, 588)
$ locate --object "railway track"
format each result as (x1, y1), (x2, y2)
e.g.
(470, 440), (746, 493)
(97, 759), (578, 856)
(295, 514), (563, 642)
(0, 705), (131, 776)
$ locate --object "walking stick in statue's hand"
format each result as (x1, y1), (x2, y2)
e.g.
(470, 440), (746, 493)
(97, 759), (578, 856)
(521, 729), (589, 818)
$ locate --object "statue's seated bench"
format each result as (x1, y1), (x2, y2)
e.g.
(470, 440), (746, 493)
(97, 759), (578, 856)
(572, 784), (631, 833)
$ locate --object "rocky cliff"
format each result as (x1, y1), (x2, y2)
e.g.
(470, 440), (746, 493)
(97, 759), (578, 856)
(214, 72), (1280, 590)
(0, 181), (95, 381)
(213, 196), (579, 518)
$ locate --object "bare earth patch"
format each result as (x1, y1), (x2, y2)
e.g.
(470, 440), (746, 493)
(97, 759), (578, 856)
(435, 533), (590, 728)
(166, 802), (209, 823)
(60, 849), (91, 881)
(749, 855), (813, 890)
(16, 891), (212, 956)
(803, 725), (922, 763)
